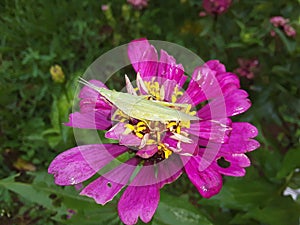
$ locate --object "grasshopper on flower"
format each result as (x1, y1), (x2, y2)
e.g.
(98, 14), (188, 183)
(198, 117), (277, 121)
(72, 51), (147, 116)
(78, 77), (200, 124)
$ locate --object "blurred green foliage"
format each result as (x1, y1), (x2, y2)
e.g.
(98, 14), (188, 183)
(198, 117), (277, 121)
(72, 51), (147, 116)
(0, 0), (300, 224)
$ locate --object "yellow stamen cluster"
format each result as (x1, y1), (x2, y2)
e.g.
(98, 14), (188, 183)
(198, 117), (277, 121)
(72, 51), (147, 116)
(145, 80), (161, 100)
(166, 121), (181, 134)
(171, 85), (183, 103)
(125, 121), (147, 138)
(158, 143), (172, 159)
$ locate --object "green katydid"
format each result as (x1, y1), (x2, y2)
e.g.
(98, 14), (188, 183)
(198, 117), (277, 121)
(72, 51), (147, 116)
(78, 77), (200, 123)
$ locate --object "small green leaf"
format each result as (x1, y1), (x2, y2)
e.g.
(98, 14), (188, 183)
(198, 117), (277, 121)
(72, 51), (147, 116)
(277, 148), (300, 179)
(153, 193), (213, 225)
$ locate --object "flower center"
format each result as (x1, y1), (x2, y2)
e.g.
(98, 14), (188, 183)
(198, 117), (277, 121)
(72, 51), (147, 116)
(109, 76), (196, 161)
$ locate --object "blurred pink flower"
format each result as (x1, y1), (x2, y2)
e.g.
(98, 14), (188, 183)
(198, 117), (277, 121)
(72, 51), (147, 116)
(270, 16), (296, 38)
(270, 16), (289, 27)
(127, 0), (148, 10)
(198, 11), (207, 17)
(284, 25), (296, 37)
(101, 4), (109, 11)
(202, 0), (232, 15)
(235, 58), (259, 79)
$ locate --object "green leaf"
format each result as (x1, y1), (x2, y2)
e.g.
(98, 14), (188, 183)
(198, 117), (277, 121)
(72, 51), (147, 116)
(200, 168), (277, 210)
(240, 196), (300, 225)
(277, 148), (300, 179)
(153, 193), (213, 225)
(0, 172), (119, 224)
(275, 28), (297, 53)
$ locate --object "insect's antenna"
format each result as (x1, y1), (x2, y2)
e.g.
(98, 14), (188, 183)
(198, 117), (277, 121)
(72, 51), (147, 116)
(78, 77), (99, 91)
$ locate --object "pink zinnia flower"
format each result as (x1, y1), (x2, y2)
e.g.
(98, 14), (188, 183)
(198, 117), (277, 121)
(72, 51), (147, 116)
(284, 25), (296, 37)
(202, 0), (232, 15)
(270, 16), (296, 38)
(235, 58), (259, 79)
(101, 4), (109, 11)
(127, 0), (148, 10)
(48, 38), (259, 225)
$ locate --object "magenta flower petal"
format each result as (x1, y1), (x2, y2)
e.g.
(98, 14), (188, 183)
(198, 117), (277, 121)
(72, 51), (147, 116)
(205, 60), (226, 73)
(48, 144), (127, 185)
(105, 122), (142, 146)
(80, 158), (139, 205)
(78, 79), (112, 113)
(181, 60), (240, 106)
(198, 89), (251, 119)
(79, 98), (112, 114)
(158, 50), (186, 86)
(184, 156), (222, 198)
(161, 79), (178, 101)
(105, 122), (126, 139)
(120, 135), (142, 146)
(136, 145), (158, 158)
(232, 122), (258, 138)
(118, 165), (160, 224)
(220, 122), (260, 154)
(186, 118), (231, 143)
(118, 185), (159, 224)
(215, 153), (250, 177)
(181, 65), (218, 105)
(128, 38), (158, 78)
(79, 80), (108, 99)
(65, 111), (111, 130)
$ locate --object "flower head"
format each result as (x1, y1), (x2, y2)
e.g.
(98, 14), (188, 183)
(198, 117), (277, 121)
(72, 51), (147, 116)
(235, 58), (259, 79)
(48, 38), (259, 224)
(127, 0), (148, 10)
(50, 65), (65, 83)
(270, 16), (296, 38)
(202, 0), (232, 15)
(101, 4), (109, 11)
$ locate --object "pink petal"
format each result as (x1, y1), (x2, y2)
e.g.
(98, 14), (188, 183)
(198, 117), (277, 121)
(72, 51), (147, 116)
(232, 122), (258, 138)
(79, 80), (108, 99)
(118, 185), (159, 224)
(198, 89), (251, 119)
(79, 98), (112, 113)
(105, 122), (126, 139)
(220, 122), (260, 154)
(119, 134), (142, 146)
(161, 79), (178, 102)
(205, 60), (226, 73)
(136, 145), (158, 158)
(215, 153), (251, 177)
(186, 118), (232, 143)
(80, 158), (139, 205)
(216, 72), (240, 95)
(181, 65), (218, 105)
(78, 80), (112, 113)
(48, 144), (127, 185)
(105, 122), (142, 146)
(128, 38), (158, 78)
(64, 111), (112, 130)
(180, 60), (241, 106)
(158, 50), (186, 86)
(184, 156), (222, 198)
(118, 165), (160, 224)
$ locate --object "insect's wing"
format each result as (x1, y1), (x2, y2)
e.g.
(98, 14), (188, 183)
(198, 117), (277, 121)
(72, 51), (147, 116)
(126, 99), (199, 122)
